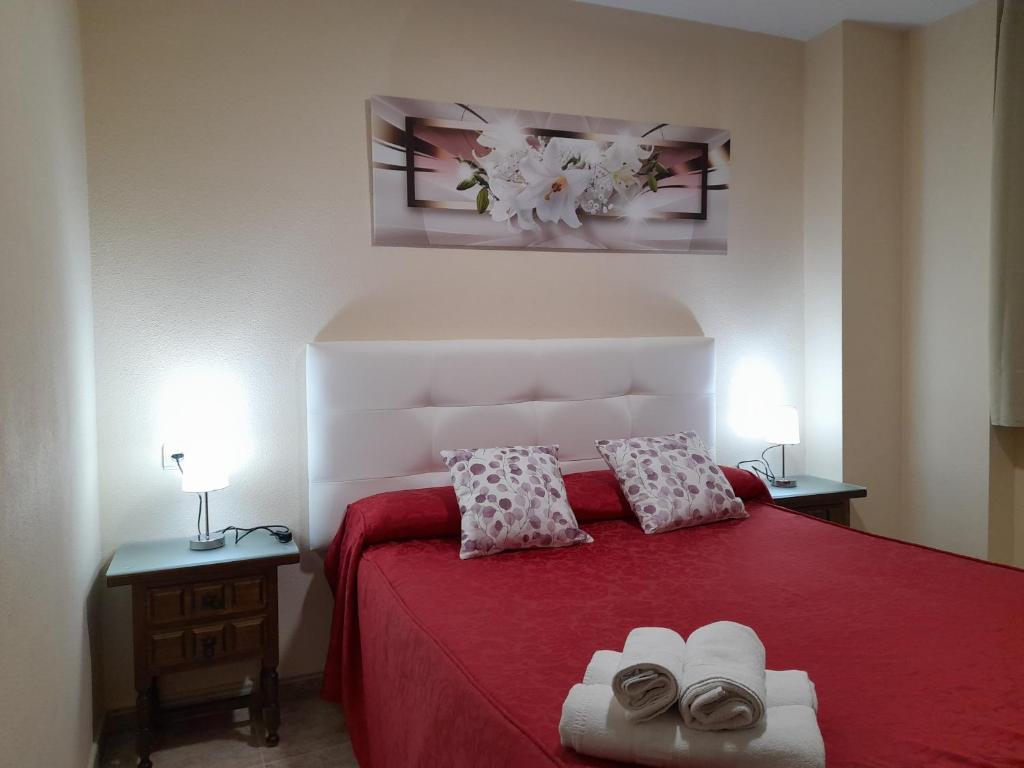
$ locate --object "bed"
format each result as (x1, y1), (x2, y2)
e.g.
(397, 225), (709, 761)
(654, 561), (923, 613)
(307, 337), (1024, 768)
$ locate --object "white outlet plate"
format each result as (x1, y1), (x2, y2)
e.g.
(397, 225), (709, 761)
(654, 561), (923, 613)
(162, 443), (185, 470)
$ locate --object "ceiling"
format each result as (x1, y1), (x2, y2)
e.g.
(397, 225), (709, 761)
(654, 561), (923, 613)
(575, 0), (978, 40)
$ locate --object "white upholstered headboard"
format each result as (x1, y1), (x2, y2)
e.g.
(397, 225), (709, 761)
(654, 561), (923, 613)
(306, 337), (715, 549)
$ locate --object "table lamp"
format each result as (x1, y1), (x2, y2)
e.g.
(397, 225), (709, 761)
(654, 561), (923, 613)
(181, 459), (229, 550)
(764, 405), (800, 488)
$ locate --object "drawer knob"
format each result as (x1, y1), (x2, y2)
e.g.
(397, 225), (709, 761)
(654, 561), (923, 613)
(200, 636), (218, 659)
(201, 593), (224, 610)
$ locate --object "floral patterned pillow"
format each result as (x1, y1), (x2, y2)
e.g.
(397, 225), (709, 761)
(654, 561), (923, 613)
(595, 432), (747, 534)
(440, 445), (593, 559)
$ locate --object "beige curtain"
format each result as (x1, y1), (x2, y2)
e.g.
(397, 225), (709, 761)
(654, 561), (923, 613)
(992, 0), (1024, 426)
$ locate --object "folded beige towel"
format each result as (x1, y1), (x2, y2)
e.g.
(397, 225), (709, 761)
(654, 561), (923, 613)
(764, 669), (818, 713)
(679, 621), (767, 731)
(559, 684), (825, 768)
(612, 627), (686, 722)
(583, 650), (817, 713)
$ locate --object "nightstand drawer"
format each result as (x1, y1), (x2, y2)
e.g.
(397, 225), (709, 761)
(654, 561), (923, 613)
(231, 616), (266, 654)
(145, 617), (267, 671)
(192, 582), (228, 615)
(190, 623), (229, 662)
(795, 504), (835, 520)
(780, 501), (851, 526)
(231, 577), (265, 612)
(147, 586), (187, 624)
(146, 576), (268, 627)
(192, 577), (266, 617)
(149, 630), (188, 667)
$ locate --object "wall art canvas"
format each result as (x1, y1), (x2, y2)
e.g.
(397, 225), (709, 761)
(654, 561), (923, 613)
(369, 95), (730, 253)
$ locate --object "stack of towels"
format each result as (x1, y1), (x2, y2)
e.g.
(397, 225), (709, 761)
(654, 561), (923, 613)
(559, 622), (825, 768)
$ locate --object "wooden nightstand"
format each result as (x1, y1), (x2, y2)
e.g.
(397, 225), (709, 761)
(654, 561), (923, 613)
(767, 475), (867, 526)
(106, 533), (300, 768)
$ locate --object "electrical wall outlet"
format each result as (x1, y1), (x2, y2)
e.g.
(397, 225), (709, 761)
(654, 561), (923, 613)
(162, 443), (185, 470)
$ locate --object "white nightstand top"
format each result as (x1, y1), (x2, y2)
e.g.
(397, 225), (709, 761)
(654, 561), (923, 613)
(107, 532), (299, 586)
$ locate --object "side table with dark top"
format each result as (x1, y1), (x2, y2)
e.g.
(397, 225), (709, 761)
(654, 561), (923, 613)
(767, 475), (867, 526)
(106, 533), (300, 767)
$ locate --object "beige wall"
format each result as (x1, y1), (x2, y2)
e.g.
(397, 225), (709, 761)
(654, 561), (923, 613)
(802, 26), (845, 482)
(79, 0), (807, 707)
(841, 22), (905, 537)
(0, 0), (101, 764)
(802, 22), (904, 537)
(802, 2), (1005, 557)
(902, 0), (997, 557)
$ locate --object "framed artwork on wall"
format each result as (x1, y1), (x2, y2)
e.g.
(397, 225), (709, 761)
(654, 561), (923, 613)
(369, 95), (730, 253)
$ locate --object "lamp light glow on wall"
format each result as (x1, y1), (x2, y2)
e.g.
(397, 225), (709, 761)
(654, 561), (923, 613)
(158, 367), (252, 475)
(158, 367), (251, 545)
(727, 357), (785, 440)
(764, 405), (800, 488)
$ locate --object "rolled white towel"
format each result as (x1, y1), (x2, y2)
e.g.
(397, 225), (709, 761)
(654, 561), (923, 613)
(583, 650), (623, 685)
(679, 621), (767, 731)
(584, 650), (817, 713)
(612, 627), (686, 721)
(559, 684), (825, 768)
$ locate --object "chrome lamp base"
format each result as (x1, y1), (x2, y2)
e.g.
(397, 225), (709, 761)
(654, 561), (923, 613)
(770, 444), (797, 488)
(189, 532), (225, 550)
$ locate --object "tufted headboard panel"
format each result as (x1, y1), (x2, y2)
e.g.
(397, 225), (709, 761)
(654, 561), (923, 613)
(305, 337), (715, 549)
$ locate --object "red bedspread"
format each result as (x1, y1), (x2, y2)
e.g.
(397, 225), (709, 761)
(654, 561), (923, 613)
(323, 469), (1024, 767)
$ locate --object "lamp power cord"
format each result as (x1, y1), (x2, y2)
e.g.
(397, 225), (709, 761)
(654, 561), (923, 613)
(737, 445), (781, 486)
(172, 453), (203, 538)
(218, 525), (293, 544)
(171, 452), (292, 544)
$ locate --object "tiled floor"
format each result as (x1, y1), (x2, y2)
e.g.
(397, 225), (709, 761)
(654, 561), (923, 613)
(100, 678), (357, 768)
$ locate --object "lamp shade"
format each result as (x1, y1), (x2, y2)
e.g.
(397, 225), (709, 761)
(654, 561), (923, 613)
(181, 463), (229, 493)
(764, 405), (800, 445)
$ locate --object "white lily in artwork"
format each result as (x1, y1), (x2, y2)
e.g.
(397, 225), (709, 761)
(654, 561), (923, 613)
(548, 137), (602, 169)
(476, 122), (531, 156)
(488, 177), (536, 231)
(601, 139), (653, 196)
(518, 140), (593, 228)
(473, 147), (508, 183)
